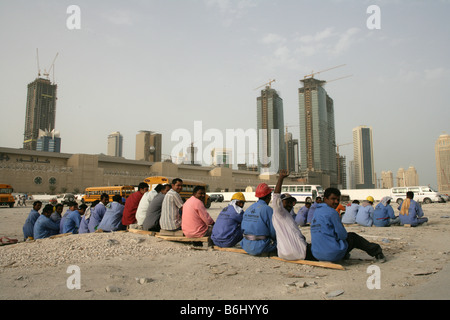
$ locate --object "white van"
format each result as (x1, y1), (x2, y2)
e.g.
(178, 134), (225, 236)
(390, 186), (443, 204)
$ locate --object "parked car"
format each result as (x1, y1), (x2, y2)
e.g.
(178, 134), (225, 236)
(60, 193), (76, 205)
(390, 186), (442, 204)
(209, 194), (224, 202)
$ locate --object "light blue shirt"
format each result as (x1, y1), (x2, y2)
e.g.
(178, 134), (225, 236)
(88, 202), (106, 232)
(342, 203), (360, 224)
(295, 205), (310, 226)
(211, 203), (244, 248)
(240, 200), (276, 255)
(373, 203), (396, 227)
(23, 209), (40, 239)
(355, 204), (374, 227)
(398, 200), (425, 226)
(62, 210), (82, 234)
(310, 203), (348, 262)
(98, 202), (125, 232)
(33, 215), (60, 240)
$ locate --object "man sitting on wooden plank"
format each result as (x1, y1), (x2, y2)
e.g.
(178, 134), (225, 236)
(272, 170), (317, 261)
(181, 185), (215, 238)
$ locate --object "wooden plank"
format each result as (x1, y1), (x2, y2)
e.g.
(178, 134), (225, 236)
(128, 229), (158, 236)
(213, 246), (247, 254)
(155, 234), (210, 242)
(270, 256), (345, 271)
(213, 246), (345, 270)
(404, 224), (412, 228)
(49, 233), (72, 239)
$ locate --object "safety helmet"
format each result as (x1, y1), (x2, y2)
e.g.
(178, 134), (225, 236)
(255, 183), (273, 198)
(366, 196), (375, 203)
(231, 192), (246, 202)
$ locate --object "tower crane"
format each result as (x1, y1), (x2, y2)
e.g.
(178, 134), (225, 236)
(303, 64), (346, 80)
(36, 48), (41, 77)
(325, 74), (353, 84)
(254, 79), (276, 90)
(43, 52), (59, 82)
(336, 142), (352, 154)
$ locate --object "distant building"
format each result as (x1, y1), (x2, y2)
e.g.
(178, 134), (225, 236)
(211, 148), (232, 168)
(381, 170), (394, 189)
(298, 77), (337, 188)
(436, 133), (450, 194)
(23, 78), (57, 150)
(135, 131), (162, 162)
(256, 86), (286, 173)
(285, 132), (299, 173)
(406, 166), (419, 186)
(348, 160), (356, 189)
(107, 132), (123, 157)
(36, 129), (61, 153)
(396, 166), (419, 187)
(336, 154), (347, 189)
(353, 125), (375, 189)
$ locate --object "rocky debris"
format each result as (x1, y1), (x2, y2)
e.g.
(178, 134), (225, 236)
(0, 232), (190, 270)
(326, 289), (345, 298)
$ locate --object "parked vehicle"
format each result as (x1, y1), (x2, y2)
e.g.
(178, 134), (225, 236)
(268, 184), (324, 203)
(209, 194), (224, 202)
(390, 186), (443, 204)
(0, 184), (15, 208)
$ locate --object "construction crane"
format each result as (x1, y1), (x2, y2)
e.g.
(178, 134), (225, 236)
(325, 74), (353, 84)
(43, 52), (59, 82)
(336, 142), (352, 154)
(254, 79), (276, 90)
(303, 64), (346, 80)
(36, 48), (41, 77)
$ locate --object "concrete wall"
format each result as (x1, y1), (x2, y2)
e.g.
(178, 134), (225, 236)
(0, 147), (279, 195)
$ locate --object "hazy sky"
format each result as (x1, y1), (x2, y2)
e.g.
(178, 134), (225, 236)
(0, 0), (449, 189)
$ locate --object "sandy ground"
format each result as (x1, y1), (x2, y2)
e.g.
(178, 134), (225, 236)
(1, 201), (450, 304)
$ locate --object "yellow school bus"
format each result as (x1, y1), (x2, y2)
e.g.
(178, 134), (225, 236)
(143, 176), (211, 208)
(0, 184), (15, 208)
(82, 185), (135, 203)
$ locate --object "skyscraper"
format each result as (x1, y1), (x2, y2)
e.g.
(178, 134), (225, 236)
(36, 129), (61, 153)
(353, 125), (375, 189)
(135, 131), (162, 162)
(256, 86), (286, 173)
(396, 166), (419, 187)
(285, 131), (299, 173)
(298, 77), (337, 187)
(381, 170), (394, 189)
(107, 132), (123, 157)
(435, 133), (450, 194)
(23, 78), (57, 150)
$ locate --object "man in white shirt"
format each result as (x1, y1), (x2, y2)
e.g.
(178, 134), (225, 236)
(272, 170), (316, 261)
(135, 184), (164, 226)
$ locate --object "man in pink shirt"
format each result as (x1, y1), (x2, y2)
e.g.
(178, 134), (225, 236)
(182, 186), (214, 238)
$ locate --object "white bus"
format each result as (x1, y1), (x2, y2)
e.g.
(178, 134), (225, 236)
(269, 184), (324, 203)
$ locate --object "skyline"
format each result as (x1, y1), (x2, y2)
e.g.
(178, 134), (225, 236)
(1, 0), (449, 189)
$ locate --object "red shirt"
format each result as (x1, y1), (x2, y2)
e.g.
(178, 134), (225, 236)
(121, 191), (144, 225)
